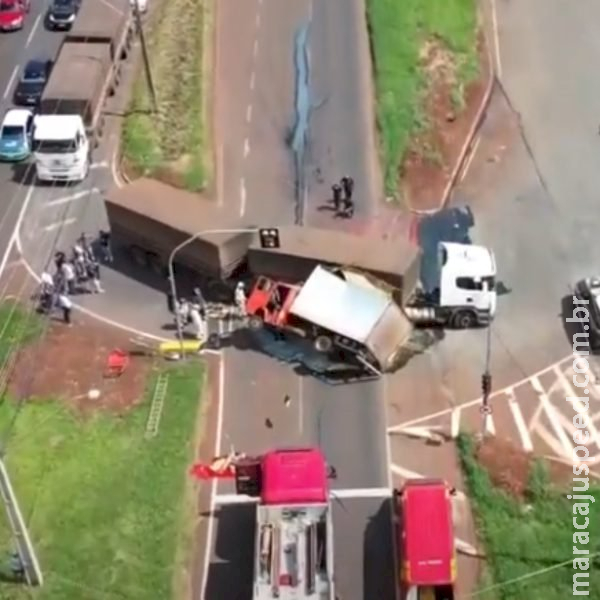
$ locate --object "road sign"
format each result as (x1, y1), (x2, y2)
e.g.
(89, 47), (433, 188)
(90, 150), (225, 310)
(480, 405), (492, 415)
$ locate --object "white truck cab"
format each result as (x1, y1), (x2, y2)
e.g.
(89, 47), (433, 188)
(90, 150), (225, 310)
(32, 114), (89, 182)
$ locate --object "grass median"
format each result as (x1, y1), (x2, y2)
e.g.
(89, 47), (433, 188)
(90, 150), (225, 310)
(122, 0), (210, 191)
(366, 0), (479, 195)
(0, 362), (206, 600)
(458, 435), (600, 599)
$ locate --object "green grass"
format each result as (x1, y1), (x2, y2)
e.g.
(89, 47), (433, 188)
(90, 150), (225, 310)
(0, 362), (206, 600)
(366, 0), (479, 195)
(122, 0), (208, 191)
(0, 301), (43, 367)
(458, 435), (600, 600)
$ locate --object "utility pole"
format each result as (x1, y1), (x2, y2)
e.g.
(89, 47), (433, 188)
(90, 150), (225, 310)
(133, 1), (158, 113)
(479, 321), (493, 439)
(0, 458), (43, 586)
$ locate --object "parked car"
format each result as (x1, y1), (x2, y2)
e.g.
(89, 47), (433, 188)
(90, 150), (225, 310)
(46, 0), (78, 30)
(0, 109), (34, 161)
(13, 59), (53, 107)
(573, 277), (600, 350)
(0, 0), (30, 31)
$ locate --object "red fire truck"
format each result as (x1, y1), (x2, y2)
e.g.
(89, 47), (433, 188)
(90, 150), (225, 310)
(395, 479), (456, 600)
(192, 447), (336, 600)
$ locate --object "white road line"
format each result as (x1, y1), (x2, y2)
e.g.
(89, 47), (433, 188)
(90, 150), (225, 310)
(531, 376), (573, 458)
(396, 355), (574, 430)
(43, 217), (77, 232)
(485, 414), (495, 436)
(246, 104), (253, 124)
(331, 488), (393, 500)
(243, 137), (250, 158)
(508, 394), (533, 452)
(239, 177), (247, 217)
(200, 356), (226, 596)
(0, 184), (35, 278)
(253, 38), (259, 58)
(391, 464), (423, 480)
(459, 136), (480, 182)
(46, 189), (99, 207)
(90, 161), (109, 170)
(255, 12), (260, 27)
(249, 71), (256, 91)
(490, 0), (502, 77)
(451, 407), (461, 438)
(3, 66), (18, 100)
(111, 143), (124, 188)
(25, 13), (41, 48)
(536, 424), (570, 459)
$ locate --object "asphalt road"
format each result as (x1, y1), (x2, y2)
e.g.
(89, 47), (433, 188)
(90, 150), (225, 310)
(204, 0), (396, 598)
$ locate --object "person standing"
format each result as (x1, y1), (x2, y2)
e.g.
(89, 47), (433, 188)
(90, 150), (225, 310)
(189, 303), (206, 341)
(61, 261), (76, 295)
(88, 261), (104, 293)
(234, 281), (247, 315)
(99, 230), (113, 263)
(340, 176), (354, 201)
(58, 293), (73, 325)
(331, 183), (342, 212)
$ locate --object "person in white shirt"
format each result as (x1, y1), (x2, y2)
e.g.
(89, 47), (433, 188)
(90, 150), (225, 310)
(189, 304), (206, 341)
(234, 282), (247, 315)
(57, 294), (73, 325)
(61, 262), (76, 295)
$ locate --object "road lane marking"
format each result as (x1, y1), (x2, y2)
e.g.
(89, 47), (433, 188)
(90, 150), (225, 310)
(25, 13), (41, 48)
(250, 70), (256, 91)
(43, 217), (77, 232)
(253, 38), (259, 58)
(531, 376), (573, 459)
(90, 161), (109, 170)
(239, 177), (246, 217)
(3, 66), (18, 99)
(507, 391), (533, 452)
(491, 0), (502, 77)
(243, 137), (250, 158)
(246, 104), (253, 124)
(484, 414), (495, 435)
(451, 407), (461, 438)
(255, 12), (260, 27)
(200, 355), (226, 595)
(45, 189), (99, 207)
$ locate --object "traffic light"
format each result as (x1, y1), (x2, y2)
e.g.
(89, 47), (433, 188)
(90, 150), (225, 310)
(259, 228), (280, 249)
(481, 373), (492, 398)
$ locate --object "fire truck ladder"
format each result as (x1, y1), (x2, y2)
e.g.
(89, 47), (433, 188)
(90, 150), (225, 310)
(145, 373), (169, 438)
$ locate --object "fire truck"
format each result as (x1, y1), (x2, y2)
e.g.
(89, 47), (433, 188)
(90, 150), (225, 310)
(192, 447), (336, 599)
(395, 479), (456, 600)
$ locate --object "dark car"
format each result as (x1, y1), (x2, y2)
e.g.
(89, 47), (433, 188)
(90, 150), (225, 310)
(13, 59), (52, 107)
(46, 0), (78, 30)
(573, 277), (600, 350)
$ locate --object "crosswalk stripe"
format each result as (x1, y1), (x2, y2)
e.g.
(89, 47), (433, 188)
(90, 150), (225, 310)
(536, 424), (572, 458)
(485, 414), (495, 435)
(451, 407), (461, 439)
(506, 390), (533, 452)
(531, 376), (574, 459)
(553, 366), (600, 450)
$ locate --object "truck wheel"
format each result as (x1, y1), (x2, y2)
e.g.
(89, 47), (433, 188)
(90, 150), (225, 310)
(452, 310), (476, 329)
(248, 316), (263, 330)
(314, 335), (333, 353)
(130, 245), (148, 267)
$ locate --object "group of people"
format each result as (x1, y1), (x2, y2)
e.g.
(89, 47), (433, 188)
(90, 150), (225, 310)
(330, 176), (355, 218)
(38, 230), (113, 325)
(167, 287), (208, 340)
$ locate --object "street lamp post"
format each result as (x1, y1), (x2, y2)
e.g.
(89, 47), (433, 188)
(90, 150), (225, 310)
(168, 228), (258, 359)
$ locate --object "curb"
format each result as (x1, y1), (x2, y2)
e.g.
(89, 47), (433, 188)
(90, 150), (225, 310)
(409, 17), (496, 216)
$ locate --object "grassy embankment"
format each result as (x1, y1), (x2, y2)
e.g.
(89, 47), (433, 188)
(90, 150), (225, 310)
(366, 0), (479, 195)
(0, 304), (206, 600)
(458, 435), (600, 600)
(122, 0), (212, 191)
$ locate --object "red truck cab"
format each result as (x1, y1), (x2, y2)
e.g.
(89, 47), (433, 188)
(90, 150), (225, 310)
(396, 479), (456, 600)
(246, 276), (301, 329)
(0, 0), (29, 30)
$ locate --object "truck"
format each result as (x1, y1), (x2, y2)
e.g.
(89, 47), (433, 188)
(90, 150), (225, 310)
(395, 479), (456, 600)
(32, 0), (134, 182)
(191, 447), (336, 599)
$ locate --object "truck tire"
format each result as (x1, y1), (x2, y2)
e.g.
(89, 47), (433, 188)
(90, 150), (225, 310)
(452, 310), (476, 329)
(248, 315), (263, 330)
(130, 245), (148, 267)
(314, 335), (333, 353)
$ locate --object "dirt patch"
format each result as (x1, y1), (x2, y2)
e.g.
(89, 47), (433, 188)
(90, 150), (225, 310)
(476, 437), (574, 498)
(8, 316), (152, 415)
(401, 33), (491, 212)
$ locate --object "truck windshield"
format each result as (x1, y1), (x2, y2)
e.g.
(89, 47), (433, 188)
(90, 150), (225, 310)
(0, 1), (16, 10)
(1, 126), (23, 138)
(33, 139), (76, 153)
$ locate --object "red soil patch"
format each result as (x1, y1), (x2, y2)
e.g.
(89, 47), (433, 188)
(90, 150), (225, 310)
(402, 33), (491, 212)
(476, 437), (574, 498)
(8, 316), (152, 415)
